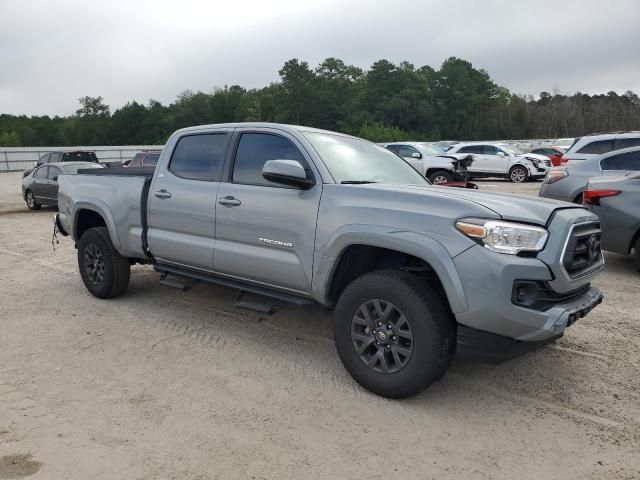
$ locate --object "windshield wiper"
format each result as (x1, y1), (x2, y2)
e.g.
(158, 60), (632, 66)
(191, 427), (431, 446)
(340, 180), (378, 184)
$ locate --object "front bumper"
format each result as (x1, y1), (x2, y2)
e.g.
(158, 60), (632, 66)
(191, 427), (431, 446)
(456, 287), (603, 362)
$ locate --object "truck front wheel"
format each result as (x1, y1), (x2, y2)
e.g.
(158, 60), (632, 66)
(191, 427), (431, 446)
(77, 227), (130, 299)
(334, 270), (455, 398)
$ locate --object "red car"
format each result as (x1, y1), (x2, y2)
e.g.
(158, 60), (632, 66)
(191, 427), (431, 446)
(528, 147), (565, 167)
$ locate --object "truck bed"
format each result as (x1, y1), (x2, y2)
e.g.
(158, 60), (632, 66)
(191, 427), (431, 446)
(57, 171), (152, 259)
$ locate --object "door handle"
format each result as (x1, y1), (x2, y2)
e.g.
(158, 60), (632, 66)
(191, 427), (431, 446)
(154, 189), (172, 199)
(218, 196), (241, 207)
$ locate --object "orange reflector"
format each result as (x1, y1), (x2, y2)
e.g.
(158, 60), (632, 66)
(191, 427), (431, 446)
(455, 222), (486, 238)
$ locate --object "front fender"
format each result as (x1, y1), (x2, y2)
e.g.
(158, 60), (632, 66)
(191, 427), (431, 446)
(72, 199), (121, 250)
(312, 224), (469, 313)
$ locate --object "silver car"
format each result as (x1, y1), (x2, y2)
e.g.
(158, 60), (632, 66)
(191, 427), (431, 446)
(383, 142), (472, 184)
(539, 146), (640, 203)
(584, 172), (640, 270)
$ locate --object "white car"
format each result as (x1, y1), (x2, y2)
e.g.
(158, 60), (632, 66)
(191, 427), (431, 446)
(561, 132), (640, 164)
(446, 142), (552, 183)
(383, 142), (473, 183)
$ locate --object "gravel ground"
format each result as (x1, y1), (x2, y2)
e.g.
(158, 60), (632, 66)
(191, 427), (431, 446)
(0, 171), (638, 479)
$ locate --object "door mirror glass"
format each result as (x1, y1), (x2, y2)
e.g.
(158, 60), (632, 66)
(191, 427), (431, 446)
(262, 159), (314, 189)
(411, 152), (422, 159)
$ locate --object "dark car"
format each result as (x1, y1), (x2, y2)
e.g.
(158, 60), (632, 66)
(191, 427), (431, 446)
(22, 151), (99, 178)
(528, 146), (565, 167)
(584, 172), (640, 270)
(123, 150), (161, 168)
(22, 161), (104, 210)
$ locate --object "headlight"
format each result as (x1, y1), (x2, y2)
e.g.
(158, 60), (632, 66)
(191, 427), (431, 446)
(455, 218), (548, 255)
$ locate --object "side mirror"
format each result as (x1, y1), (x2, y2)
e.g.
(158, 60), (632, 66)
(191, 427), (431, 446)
(52, 175), (58, 182)
(496, 152), (506, 157)
(262, 159), (315, 189)
(411, 152), (422, 159)
(33, 161), (40, 167)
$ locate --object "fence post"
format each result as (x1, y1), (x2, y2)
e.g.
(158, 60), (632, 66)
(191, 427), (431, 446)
(4, 151), (9, 171)
(119, 150), (123, 163)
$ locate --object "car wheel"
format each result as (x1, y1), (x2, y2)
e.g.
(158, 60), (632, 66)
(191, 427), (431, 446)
(25, 190), (41, 210)
(334, 270), (455, 398)
(509, 165), (528, 183)
(428, 171), (453, 184)
(77, 227), (130, 299)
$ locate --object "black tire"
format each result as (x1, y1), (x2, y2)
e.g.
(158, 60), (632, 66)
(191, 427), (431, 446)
(25, 190), (40, 210)
(634, 237), (640, 272)
(508, 165), (528, 183)
(428, 170), (453, 184)
(77, 227), (130, 299)
(334, 270), (455, 399)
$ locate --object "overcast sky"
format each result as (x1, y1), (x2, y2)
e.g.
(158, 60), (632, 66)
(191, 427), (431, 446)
(1, 0), (639, 116)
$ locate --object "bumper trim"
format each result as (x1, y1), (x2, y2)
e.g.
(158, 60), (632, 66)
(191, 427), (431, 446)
(456, 325), (561, 364)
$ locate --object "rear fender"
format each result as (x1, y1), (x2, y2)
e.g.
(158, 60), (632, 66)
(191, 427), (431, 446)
(73, 200), (121, 250)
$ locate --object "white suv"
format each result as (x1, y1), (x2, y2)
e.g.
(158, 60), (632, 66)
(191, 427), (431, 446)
(562, 132), (640, 163)
(447, 142), (551, 183)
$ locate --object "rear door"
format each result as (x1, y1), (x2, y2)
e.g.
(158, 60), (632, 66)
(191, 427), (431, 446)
(42, 165), (62, 202)
(214, 128), (321, 293)
(147, 129), (232, 271)
(31, 166), (49, 199)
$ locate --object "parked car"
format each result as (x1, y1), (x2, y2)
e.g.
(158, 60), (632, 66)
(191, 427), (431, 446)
(124, 150), (161, 168)
(561, 131), (640, 164)
(554, 138), (575, 151)
(583, 173), (640, 270)
(383, 142), (473, 183)
(528, 146), (565, 167)
(55, 123), (604, 399)
(447, 142), (551, 182)
(22, 161), (104, 210)
(539, 146), (640, 203)
(22, 150), (99, 178)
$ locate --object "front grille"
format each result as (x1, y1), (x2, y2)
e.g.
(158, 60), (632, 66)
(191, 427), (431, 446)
(562, 222), (602, 278)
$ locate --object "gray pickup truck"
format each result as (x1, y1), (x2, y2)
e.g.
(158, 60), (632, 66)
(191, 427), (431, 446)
(55, 123), (604, 398)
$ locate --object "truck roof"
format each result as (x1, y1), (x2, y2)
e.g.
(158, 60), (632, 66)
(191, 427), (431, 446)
(174, 122), (355, 138)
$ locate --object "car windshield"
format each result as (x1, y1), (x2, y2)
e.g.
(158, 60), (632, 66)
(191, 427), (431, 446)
(501, 145), (523, 155)
(62, 164), (104, 173)
(415, 143), (445, 156)
(303, 132), (427, 185)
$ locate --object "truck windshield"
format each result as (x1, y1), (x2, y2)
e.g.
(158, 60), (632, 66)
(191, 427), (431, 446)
(303, 132), (427, 185)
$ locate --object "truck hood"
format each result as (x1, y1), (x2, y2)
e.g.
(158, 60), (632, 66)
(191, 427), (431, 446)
(363, 184), (583, 226)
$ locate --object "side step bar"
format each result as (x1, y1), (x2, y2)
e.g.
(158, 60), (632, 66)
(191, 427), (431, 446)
(154, 263), (316, 310)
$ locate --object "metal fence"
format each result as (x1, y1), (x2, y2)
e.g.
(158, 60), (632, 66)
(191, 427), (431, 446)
(0, 145), (164, 172)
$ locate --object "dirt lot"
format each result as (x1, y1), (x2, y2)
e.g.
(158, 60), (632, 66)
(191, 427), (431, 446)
(0, 172), (638, 479)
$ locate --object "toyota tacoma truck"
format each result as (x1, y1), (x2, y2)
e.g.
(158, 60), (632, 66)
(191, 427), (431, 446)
(55, 123), (604, 398)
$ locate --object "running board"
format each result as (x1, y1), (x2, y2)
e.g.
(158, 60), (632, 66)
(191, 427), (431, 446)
(159, 272), (198, 291)
(154, 263), (316, 310)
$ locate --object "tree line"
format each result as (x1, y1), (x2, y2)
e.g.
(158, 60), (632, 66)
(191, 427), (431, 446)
(1, 57), (639, 147)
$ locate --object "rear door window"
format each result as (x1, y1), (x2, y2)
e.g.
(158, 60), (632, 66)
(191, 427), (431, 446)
(232, 133), (307, 187)
(614, 137), (640, 150)
(458, 145), (483, 154)
(169, 133), (229, 181)
(600, 151), (640, 170)
(577, 140), (614, 154)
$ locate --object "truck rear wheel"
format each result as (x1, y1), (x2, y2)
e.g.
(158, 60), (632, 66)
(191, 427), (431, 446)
(77, 227), (130, 299)
(334, 270), (455, 398)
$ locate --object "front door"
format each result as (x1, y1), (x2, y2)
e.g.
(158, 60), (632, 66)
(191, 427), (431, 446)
(42, 165), (62, 203)
(396, 145), (424, 172)
(214, 129), (322, 293)
(147, 131), (231, 271)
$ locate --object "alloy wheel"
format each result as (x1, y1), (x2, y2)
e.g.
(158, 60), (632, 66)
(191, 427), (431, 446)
(350, 299), (414, 374)
(84, 243), (105, 286)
